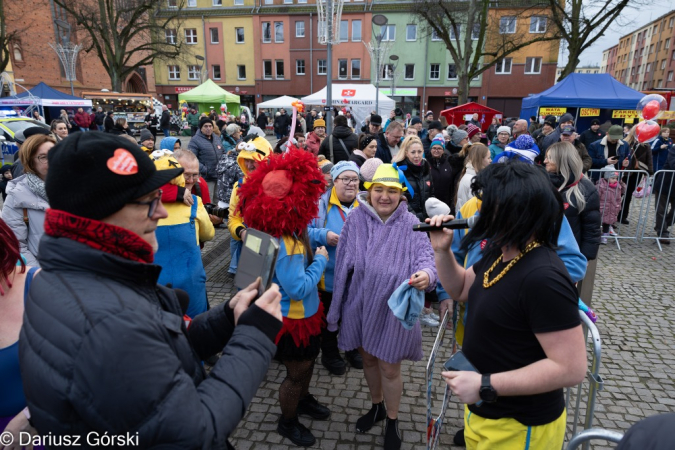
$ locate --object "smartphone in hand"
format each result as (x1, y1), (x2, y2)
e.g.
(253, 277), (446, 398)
(234, 229), (280, 298)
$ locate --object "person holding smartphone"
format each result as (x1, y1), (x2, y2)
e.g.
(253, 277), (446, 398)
(237, 149), (331, 448)
(588, 125), (630, 181)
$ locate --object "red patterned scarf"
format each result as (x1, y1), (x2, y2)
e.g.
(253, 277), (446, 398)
(44, 209), (154, 264)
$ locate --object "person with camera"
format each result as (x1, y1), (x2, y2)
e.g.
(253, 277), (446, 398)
(236, 149), (331, 447)
(429, 162), (587, 450)
(19, 132), (283, 449)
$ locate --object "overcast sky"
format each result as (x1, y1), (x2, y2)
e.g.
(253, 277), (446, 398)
(559, 1), (673, 67)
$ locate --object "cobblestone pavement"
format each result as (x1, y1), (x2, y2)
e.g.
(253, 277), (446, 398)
(201, 198), (675, 449)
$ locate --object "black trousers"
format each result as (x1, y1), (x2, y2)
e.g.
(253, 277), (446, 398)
(619, 172), (640, 222)
(319, 291), (340, 359)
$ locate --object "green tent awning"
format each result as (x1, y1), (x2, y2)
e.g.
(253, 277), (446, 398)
(178, 79), (240, 104)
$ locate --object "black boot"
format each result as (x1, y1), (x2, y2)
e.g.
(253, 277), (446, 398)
(297, 394), (331, 420)
(321, 329), (346, 375)
(384, 417), (402, 450)
(453, 428), (466, 446)
(345, 349), (363, 369)
(356, 401), (387, 433)
(277, 416), (316, 447)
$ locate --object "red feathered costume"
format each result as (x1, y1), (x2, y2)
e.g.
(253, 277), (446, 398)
(236, 149), (327, 348)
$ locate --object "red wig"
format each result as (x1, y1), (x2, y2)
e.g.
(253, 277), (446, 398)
(237, 149), (326, 238)
(0, 218), (25, 293)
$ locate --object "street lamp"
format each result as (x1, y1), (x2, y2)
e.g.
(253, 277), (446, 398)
(195, 55), (205, 83)
(389, 55), (399, 103)
(370, 15), (388, 114)
(317, 0), (345, 137)
(51, 19), (81, 96)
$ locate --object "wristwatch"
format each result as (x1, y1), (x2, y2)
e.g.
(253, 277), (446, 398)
(479, 374), (498, 403)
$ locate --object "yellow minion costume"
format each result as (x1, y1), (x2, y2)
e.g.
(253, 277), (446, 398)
(153, 155), (215, 317)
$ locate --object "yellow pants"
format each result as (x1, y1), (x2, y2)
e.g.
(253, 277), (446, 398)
(464, 406), (566, 450)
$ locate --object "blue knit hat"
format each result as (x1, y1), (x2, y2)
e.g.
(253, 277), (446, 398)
(330, 160), (360, 181)
(493, 135), (540, 164)
(430, 136), (446, 150)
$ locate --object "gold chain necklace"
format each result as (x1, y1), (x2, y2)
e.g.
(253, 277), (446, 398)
(483, 242), (541, 289)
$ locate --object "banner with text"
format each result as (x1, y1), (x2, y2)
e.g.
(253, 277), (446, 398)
(612, 110), (639, 119)
(539, 107), (567, 116)
(579, 108), (600, 117)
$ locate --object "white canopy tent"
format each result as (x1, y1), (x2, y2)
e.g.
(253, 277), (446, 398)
(256, 95), (301, 115)
(301, 84), (395, 127)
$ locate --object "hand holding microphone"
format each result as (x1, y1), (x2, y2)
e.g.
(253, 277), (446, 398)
(413, 214), (478, 232)
(423, 214), (461, 253)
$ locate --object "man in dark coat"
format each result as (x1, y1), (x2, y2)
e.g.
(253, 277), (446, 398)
(19, 132), (282, 449)
(189, 117), (225, 202)
(374, 120), (404, 163)
(160, 105), (171, 137)
(256, 109), (269, 131)
(274, 109), (292, 139)
(103, 111), (115, 132)
(578, 119), (605, 148)
(318, 114), (358, 163)
(541, 112), (575, 154)
(560, 126), (593, 173)
(653, 143), (675, 242)
(306, 109), (317, 132)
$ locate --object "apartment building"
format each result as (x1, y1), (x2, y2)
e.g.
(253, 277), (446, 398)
(601, 10), (675, 90)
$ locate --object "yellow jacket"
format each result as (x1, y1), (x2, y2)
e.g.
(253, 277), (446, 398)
(159, 196), (215, 244)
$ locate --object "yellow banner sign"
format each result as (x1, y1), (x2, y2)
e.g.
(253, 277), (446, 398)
(539, 107), (567, 116)
(612, 110), (638, 119)
(661, 111), (675, 119)
(624, 118), (634, 124)
(579, 108), (600, 117)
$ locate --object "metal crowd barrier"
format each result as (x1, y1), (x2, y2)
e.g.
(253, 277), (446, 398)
(566, 428), (624, 450)
(426, 310), (454, 450)
(587, 169), (651, 250)
(639, 169), (675, 251)
(563, 310), (604, 450)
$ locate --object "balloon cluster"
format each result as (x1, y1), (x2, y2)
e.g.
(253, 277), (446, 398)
(291, 100), (305, 113)
(635, 94), (667, 143)
(220, 105), (226, 112)
(182, 106), (188, 113)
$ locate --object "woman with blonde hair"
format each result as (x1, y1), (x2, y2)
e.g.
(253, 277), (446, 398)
(455, 143), (491, 211)
(392, 136), (434, 221)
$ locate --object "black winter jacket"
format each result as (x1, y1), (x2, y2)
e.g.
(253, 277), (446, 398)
(374, 132), (399, 164)
(256, 113), (268, 130)
(578, 128), (605, 148)
(400, 158), (434, 221)
(550, 173), (601, 260)
(160, 110), (171, 128)
(109, 124), (133, 136)
(428, 154), (455, 210)
(653, 146), (675, 200)
(273, 113), (291, 135)
(189, 130), (225, 181)
(20, 236), (280, 449)
(318, 126), (358, 163)
(103, 116), (115, 132)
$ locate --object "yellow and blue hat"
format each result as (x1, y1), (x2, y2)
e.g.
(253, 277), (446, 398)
(364, 163), (413, 196)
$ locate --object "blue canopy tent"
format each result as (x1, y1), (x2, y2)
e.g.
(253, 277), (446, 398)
(0, 82), (92, 122)
(520, 74), (644, 132)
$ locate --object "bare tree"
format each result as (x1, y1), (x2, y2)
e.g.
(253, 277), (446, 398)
(412, 0), (560, 104)
(0, 0), (19, 74)
(549, 0), (632, 80)
(53, 0), (187, 92)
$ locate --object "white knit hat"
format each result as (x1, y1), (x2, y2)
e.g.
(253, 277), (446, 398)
(425, 198), (451, 218)
(496, 126), (511, 136)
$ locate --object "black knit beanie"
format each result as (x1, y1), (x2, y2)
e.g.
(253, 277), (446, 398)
(199, 117), (213, 131)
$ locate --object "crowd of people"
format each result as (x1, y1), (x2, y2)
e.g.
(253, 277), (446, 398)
(1, 100), (674, 450)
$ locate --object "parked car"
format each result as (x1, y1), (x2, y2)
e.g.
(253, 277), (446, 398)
(0, 117), (51, 142)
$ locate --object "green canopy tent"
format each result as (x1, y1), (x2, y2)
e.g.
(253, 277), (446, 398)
(178, 79), (240, 116)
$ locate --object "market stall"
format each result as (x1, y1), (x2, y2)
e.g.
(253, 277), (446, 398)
(520, 74), (644, 132)
(178, 79), (240, 116)
(439, 102), (502, 132)
(0, 82), (92, 122)
(256, 95), (301, 115)
(301, 84), (395, 127)
(82, 91), (156, 135)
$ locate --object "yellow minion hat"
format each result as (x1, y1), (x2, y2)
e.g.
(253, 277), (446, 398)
(237, 136), (273, 175)
(152, 155), (185, 187)
(364, 164), (407, 191)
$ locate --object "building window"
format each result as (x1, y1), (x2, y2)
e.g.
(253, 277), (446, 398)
(525, 57), (542, 74)
(234, 0), (243, 4)
(499, 16), (516, 34)
(276, 60), (284, 78)
(447, 63), (457, 80)
(406, 24), (417, 41)
(338, 59), (348, 79)
(235, 27), (244, 43)
(185, 29), (198, 44)
(471, 23), (480, 40)
(318, 59), (327, 75)
(210, 28), (219, 44)
(274, 22), (284, 42)
(212, 65), (221, 80)
(340, 20), (349, 42)
(238, 65), (246, 80)
(264, 60), (272, 79)
(188, 65), (200, 80)
(668, 71), (674, 82)
(296, 59), (306, 75)
(429, 63), (440, 80)
(352, 20), (362, 41)
(381, 24), (395, 41)
(662, 59), (667, 70)
(167, 0), (177, 7)
(529, 16), (546, 33)
(666, 38), (671, 49)
(495, 58), (512, 74)
(284, 0), (292, 3)
(262, 22), (271, 43)
(646, 62), (652, 72)
(382, 64), (394, 80)
(351, 59), (361, 79)
(432, 29), (442, 41)
(670, 17), (674, 28)
(296, 21), (305, 38)
(213, 0), (222, 5)
(165, 29), (176, 44)
(168, 65), (180, 80)
(187, 0), (195, 5)
(404, 64), (415, 80)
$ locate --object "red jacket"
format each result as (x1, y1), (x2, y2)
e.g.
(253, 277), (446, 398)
(306, 131), (323, 156)
(74, 111), (91, 128)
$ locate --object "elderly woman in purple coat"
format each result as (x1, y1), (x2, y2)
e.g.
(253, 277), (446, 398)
(327, 163), (437, 450)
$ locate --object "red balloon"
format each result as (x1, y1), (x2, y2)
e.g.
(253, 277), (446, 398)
(220, 106), (226, 112)
(634, 120), (660, 143)
(641, 100), (661, 121)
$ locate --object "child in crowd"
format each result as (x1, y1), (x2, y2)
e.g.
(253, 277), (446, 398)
(596, 168), (626, 244)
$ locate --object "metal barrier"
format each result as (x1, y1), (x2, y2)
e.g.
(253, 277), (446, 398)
(587, 168), (651, 250)
(566, 428), (624, 450)
(564, 310), (604, 450)
(639, 169), (675, 251)
(426, 310), (454, 450)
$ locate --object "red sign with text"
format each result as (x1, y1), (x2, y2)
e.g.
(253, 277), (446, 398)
(341, 89), (356, 97)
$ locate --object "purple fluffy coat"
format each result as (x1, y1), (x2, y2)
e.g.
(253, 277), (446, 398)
(327, 193), (437, 363)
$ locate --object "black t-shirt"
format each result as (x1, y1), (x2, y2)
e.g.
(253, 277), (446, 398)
(463, 246), (580, 426)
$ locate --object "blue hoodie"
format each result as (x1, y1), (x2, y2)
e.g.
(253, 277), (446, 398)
(159, 137), (181, 152)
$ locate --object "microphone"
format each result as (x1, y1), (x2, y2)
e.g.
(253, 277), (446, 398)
(412, 215), (478, 232)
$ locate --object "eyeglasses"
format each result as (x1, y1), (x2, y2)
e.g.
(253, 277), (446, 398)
(337, 177), (359, 185)
(36, 154), (48, 163)
(128, 189), (163, 218)
(183, 173), (200, 180)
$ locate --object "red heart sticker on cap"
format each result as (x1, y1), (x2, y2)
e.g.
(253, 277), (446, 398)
(107, 149), (138, 175)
